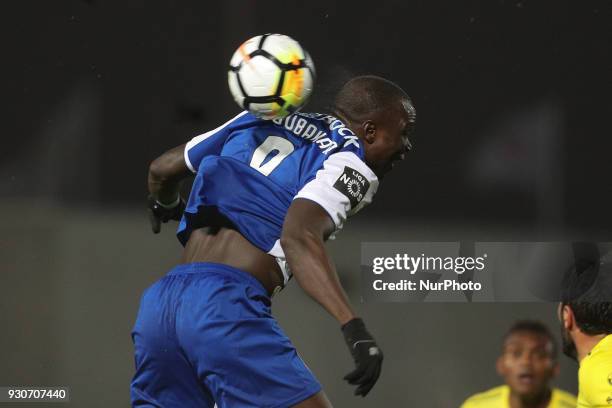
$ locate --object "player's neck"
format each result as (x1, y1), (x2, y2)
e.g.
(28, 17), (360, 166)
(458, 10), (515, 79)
(508, 388), (551, 408)
(576, 332), (607, 362)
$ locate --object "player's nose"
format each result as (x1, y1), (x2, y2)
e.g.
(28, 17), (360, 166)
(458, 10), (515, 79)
(519, 353), (534, 365)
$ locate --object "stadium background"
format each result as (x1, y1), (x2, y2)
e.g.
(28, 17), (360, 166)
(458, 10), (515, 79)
(2, 0), (610, 406)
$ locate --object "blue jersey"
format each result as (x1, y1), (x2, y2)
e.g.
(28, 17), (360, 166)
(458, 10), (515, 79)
(179, 111), (379, 283)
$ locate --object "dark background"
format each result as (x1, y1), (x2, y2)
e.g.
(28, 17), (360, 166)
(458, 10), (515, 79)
(2, 0), (610, 406)
(5, 0), (611, 232)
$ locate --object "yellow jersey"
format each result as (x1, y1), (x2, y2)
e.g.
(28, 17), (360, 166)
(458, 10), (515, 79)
(461, 385), (576, 408)
(577, 334), (612, 407)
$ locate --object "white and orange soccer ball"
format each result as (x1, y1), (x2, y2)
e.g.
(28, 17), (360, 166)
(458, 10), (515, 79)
(228, 34), (315, 120)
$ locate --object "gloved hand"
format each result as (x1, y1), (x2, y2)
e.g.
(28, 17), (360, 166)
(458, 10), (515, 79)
(147, 195), (185, 234)
(341, 317), (383, 397)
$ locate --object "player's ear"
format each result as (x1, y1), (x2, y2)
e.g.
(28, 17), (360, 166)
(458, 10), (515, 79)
(495, 355), (505, 376)
(362, 120), (376, 144)
(561, 305), (574, 331)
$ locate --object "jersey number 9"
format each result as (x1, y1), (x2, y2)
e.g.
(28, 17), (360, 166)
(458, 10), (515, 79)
(249, 136), (294, 176)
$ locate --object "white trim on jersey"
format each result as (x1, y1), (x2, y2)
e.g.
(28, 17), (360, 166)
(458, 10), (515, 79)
(183, 110), (249, 173)
(184, 145), (196, 173)
(294, 151), (378, 230)
(268, 239), (284, 258)
(268, 240), (291, 284)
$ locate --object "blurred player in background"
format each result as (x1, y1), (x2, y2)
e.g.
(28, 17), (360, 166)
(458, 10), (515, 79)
(130, 75), (416, 407)
(461, 320), (576, 408)
(559, 247), (612, 408)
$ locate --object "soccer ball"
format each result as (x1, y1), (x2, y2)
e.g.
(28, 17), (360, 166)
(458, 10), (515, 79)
(228, 34), (315, 120)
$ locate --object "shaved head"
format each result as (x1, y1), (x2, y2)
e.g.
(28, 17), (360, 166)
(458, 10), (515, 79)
(331, 75), (416, 178)
(333, 75), (416, 125)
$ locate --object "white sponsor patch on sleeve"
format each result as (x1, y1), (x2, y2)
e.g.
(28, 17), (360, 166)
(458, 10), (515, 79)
(333, 166), (370, 208)
(294, 152), (378, 229)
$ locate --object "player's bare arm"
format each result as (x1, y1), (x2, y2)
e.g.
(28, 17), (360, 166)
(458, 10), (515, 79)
(146, 143), (189, 233)
(281, 198), (384, 397)
(147, 143), (188, 203)
(281, 198), (355, 325)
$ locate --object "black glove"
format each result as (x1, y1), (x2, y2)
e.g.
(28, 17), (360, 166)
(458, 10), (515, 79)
(341, 318), (383, 397)
(147, 195), (185, 234)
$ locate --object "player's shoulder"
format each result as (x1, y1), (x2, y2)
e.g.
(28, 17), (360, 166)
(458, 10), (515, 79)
(460, 385), (507, 408)
(550, 387), (577, 407)
(199, 110), (261, 136)
(581, 335), (612, 375)
(578, 339), (612, 407)
(592, 334), (612, 361)
(229, 110), (261, 127)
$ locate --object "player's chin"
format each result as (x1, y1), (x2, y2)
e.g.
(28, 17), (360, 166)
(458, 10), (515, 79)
(511, 380), (545, 398)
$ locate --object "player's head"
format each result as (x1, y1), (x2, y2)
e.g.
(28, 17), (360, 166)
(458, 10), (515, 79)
(558, 247), (612, 360)
(496, 320), (559, 401)
(332, 75), (416, 178)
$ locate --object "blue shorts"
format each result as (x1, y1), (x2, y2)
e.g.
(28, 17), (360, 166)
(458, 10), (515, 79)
(131, 262), (321, 408)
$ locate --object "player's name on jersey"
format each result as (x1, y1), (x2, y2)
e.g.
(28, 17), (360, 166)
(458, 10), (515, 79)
(372, 279), (483, 292)
(272, 113), (360, 154)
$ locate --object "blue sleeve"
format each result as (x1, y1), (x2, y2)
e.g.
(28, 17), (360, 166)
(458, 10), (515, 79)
(184, 111), (255, 172)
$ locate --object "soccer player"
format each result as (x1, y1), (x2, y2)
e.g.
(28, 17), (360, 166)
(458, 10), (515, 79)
(559, 248), (612, 408)
(131, 75), (416, 407)
(460, 320), (576, 408)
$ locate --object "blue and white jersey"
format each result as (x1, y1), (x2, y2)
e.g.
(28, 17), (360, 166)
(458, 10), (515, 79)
(178, 111), (379, 283)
